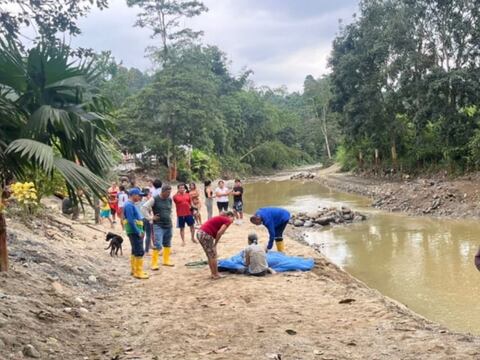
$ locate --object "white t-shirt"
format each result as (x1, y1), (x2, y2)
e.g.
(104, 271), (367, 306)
(215, 187), (229, 203)
(150, 187), (161, 198)
(244, 244), (268, 274)
(117, 192), (128, 207)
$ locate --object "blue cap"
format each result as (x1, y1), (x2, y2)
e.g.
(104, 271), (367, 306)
(129, 187), (145, 197)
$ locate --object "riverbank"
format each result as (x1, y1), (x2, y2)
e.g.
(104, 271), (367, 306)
(278, 164), (480, 220)
(1, 200), (480, 359)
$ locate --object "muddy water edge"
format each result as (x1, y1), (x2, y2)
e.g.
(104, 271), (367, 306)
(242, 179), (480, 335)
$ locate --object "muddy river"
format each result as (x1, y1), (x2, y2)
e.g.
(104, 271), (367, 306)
(243, 180), (480, 334)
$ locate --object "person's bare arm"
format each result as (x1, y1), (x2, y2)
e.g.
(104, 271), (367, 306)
(244, 250), (250, 267)
(215, 224), (230, 244)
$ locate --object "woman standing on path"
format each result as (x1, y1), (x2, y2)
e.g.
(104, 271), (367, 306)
(215, 180), (230, 213)
(189, 182), (202, 225)
(107, 182), (119, 225)
(173, 183), (196, 246)
(196, 211), (235, 279)
(204, 180), (214, 220)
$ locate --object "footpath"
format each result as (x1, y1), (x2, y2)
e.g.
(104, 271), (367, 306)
(1, 201), (480, 359)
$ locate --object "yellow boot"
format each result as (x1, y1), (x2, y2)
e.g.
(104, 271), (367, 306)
(130, 255), (135, 275)
(162, 247), (175, 267)
(275, 240), (285, 252)
(151, 249), (160, 271)
(134, 257), (149, 279)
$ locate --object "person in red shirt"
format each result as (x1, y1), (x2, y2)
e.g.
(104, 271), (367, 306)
(173, 183), (196, 246)
(107, 181), (119, 225)
(196, 211), (235, 279)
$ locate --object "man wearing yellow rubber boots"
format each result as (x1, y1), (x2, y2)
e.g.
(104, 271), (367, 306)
(250, 207), (291, 252)
(124, 188), (149, 279)
(142, 184), (174, 269)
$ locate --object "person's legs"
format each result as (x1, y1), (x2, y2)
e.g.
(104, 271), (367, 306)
(274, 220), (289, 252)
(206, 199), (213, 219)
(129, 233), (148, 279)
(178, 216), (186, 246)
(151, 224), (163, 270)
(185, 215), (196, 243)
(111, 207), (117, 223)
(197, 231), (220, 279)
(144, 219), (151, 254)
(162, 227), (174, 266)
(216, 202), (222, 213)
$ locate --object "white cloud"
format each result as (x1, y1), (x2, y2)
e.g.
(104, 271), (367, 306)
(72, 0), (358, 91)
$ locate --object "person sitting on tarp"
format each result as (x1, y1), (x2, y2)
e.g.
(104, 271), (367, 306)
(250, 207), (291, 252)
(244, 233), (275, 276)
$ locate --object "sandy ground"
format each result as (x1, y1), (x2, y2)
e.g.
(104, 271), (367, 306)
(2, 198), (480, 359)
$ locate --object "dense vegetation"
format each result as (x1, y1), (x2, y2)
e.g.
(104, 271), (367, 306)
(329, 0), (480, 173)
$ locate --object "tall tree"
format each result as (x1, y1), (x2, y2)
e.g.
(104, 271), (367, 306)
(126, 0), (208, 63)
(0, 0), (108, 41)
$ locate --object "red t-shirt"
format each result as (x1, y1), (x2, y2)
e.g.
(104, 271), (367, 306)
(173, 192), (192, 217)
(200, 216), (233, 238)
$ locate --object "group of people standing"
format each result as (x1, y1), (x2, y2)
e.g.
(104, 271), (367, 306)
(100, 178), (291, 280)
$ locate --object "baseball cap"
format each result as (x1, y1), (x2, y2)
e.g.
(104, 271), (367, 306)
(128, 187), (145, 197)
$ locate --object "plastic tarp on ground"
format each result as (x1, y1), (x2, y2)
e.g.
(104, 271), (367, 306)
(218, 251), (315, 273)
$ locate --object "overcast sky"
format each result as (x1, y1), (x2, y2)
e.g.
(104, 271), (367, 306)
(72, 0), (358, 91)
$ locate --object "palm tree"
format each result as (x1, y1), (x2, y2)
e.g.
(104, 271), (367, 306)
(0, 38), (115, 271)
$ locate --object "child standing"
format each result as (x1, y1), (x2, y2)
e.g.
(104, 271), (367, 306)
(99, 197), (113, 228)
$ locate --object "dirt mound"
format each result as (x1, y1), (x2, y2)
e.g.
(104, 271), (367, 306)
(0, 212), (121, 359)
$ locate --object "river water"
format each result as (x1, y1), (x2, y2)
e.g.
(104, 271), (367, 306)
(243, 180), (480, 334)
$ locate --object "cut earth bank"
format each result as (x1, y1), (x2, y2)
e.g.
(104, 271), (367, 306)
(311, 164), (480, 219)
(1, 195), (480, 359)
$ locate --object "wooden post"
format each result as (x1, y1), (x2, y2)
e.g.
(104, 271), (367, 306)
(0, 212), (8, 272)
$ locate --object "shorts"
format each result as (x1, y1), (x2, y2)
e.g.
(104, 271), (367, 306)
(233, 200), (243, 212)
(153, 225), (173, 249)
(217, 201), (229, 212)
(100, 209), (111, 218)
(109, 204), (118, 215)
(177, 215), (195, 228)
(196, 230), (217, 259)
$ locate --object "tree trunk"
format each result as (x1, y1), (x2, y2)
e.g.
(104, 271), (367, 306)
(321, 106), (332, 159)
(169, 160), (177, 181)
(391, 140), (398, 170)
(0, 212), (8, 272)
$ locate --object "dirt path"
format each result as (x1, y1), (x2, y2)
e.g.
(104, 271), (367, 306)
(2, 200), (480, 359)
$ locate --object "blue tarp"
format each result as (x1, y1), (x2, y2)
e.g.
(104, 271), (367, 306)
(218, 251), (315, 273)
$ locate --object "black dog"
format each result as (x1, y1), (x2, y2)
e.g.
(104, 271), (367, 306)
(105, 232), (123, 257)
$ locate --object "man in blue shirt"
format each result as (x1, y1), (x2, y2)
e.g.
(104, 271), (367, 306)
(123, 188), (148, 279)
(250, 207), (291, 252)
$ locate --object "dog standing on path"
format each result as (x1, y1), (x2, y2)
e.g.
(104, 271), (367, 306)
(105, 232), (123, 257)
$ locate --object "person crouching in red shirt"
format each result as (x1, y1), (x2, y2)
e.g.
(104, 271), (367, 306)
(196, 211), (235, 279)
(173, 183), (196, 246)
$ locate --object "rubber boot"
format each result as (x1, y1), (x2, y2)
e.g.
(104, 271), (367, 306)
(134, 257), (149, 279)
(162, 247), (175, 267)
(151, 249), (160, 271)
(275, 240), (285, 252)
(130, 255), (135, 275)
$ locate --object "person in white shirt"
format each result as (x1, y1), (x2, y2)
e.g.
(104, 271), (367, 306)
(117, 185), (129, 230)
(149, 179), (162, 198)
(214, 180), (230, 213)
(243, 233), (275, 276)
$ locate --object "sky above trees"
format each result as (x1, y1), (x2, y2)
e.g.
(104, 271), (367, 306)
(72, 0), (358, 91)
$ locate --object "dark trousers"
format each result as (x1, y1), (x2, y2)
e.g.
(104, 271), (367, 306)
(143, 219), (151, 253)
(128, 233), (144, 257)
(217, 201), (229, 212)
(274, 220), (289, 240)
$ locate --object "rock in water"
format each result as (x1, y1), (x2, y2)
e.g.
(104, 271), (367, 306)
(294, 219), (304, 227)
(303, 220), (314, 228)
(23, 344), (41, 358)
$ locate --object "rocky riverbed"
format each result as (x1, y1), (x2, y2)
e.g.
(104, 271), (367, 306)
(290, 206), (367, 228)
